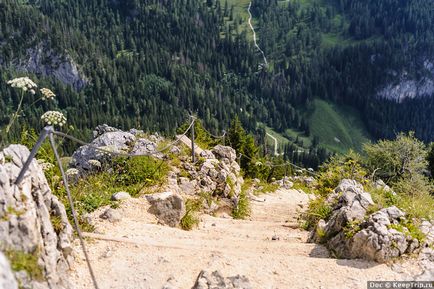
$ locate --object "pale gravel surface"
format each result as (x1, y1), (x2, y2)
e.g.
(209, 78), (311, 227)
(70, 189), (402, 289)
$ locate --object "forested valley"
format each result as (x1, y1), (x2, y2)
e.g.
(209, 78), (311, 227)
(1, 0), (434, 168)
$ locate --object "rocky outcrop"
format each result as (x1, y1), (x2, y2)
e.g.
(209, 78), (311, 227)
(416, 220), (434, 280)
(71, 126), (163, 172)
(192, 270), (252, 289)
(179, 145), (242, 198)
(0, 145), (74, 288)
(0, 252), (18, 289)
(145, 192), (186, 227)
(310, 179), (422, 263)
(11, 43), (88, 90)
(377, 59), (434, 102)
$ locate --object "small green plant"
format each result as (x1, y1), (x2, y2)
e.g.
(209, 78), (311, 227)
(367, 186), (398, 209)
(180, 198), (202, 230)
(4, 155), (13, 163)
(6, 206), (25, 217)
(315, 226), (326, 242)
(232, 190), (250, 219)
(292, 180), (311, 193)
(343, 219), (362, 238)
(226, 177), (235, 198)
(5, 249), (44, 281)
(389, 220), (426, 243)
(50, 215), (64, 234)
(301, 197), (333, 230)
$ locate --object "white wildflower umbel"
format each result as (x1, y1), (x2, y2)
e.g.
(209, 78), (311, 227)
(41, 111), (67, 127)
(5, 77), (38, 133)
(40, 88), (56, 100)
(7, 77), (37, 94)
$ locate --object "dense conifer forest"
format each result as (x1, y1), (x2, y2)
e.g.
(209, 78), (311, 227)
(1, 0), (434, 167)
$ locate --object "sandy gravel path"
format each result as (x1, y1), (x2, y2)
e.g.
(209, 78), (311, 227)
(70, 189), (401, 289)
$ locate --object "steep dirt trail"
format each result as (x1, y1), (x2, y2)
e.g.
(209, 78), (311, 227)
(70, 189), (401, 289)
(247, 2), (268, 66)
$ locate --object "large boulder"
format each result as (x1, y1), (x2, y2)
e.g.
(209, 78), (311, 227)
(0, 145), (74, 288)
(322, 179), (374, 238)
(310, 179), (421, 263)
(192, 270), (252, 289)
(71, 130), (135, 171)
(71, 126), (166, 172)
(327, 206), (415, 262)
(145, 192), (186, 227)
(212, 145), (237, 163)
(0, 252), (18, 289)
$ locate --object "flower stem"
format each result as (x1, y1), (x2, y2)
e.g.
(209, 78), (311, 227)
(5, 90), (25, 134)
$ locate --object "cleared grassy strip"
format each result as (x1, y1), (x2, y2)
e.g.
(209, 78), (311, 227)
(309, 99), (371, 154)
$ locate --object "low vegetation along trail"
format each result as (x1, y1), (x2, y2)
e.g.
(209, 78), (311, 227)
(70, 189), (400, 289)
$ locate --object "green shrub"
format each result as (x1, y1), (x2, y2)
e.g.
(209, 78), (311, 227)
(301, 196), (333, 230)
(50, 156), (169, 232)
(180, 198), (202, 230)
(232, 190), (250, 219)
(389, 220), (425, 243)
(112, 156), (168, 187)
(367, 186), (398, 209)
(364, 132), (427, 183)
(316, 150), (367, 196)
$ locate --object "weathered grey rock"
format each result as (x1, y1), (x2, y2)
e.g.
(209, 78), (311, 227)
(131, 138), (163, 158)
(336, 207), (410, 262)
(99, 208), (121, 223)
(192, 270), (252, 289)
(377, 68), (434, 102)
(415, 247), (434, 281)
(178, 178), (198, 195)
(309, 179), (423, 263)
(145, 192), (186, 227)
(320, 180), (374, 239)
(420, 220), (434, 246)
(13, 43), (87, 90)
(200, 150), (216, 159)
(93, 124), (120, 138)
(0, 252), (18, 289)
(373, 179), (394, 194)
(290, 175), (317, 187)
(212, 145), (237, 163)
(129, 128), (144, 136)
(170, 146), (181, 155)
(71, 131), (135, 171)
(171, 145), (244, 205)
(111, 191), (131, 201)
(273, 177), (293, 189)
(92, 131), (135, 149)
(0, 145), (73, 289)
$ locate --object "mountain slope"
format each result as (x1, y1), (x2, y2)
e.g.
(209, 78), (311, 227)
(1, 0), (434, 161)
